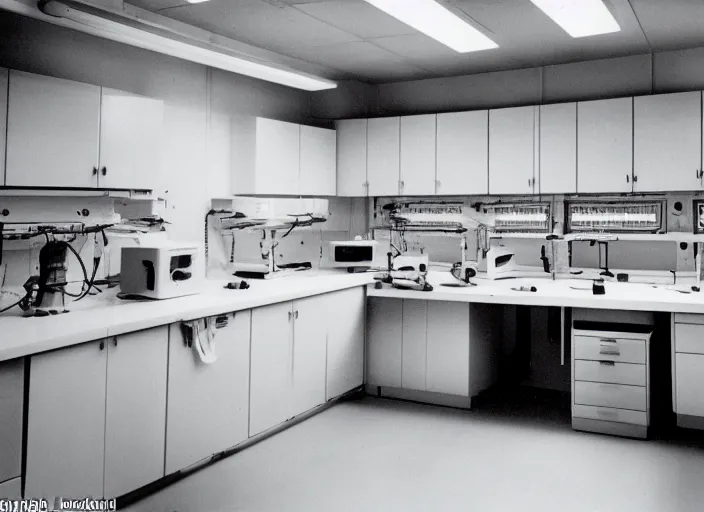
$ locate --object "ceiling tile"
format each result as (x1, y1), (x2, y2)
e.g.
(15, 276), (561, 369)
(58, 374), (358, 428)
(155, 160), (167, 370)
(294, 1), (416, 39)
(370, 34), (458, 60)
(162, 0), (360, 55)
(629, 0), (704, 51)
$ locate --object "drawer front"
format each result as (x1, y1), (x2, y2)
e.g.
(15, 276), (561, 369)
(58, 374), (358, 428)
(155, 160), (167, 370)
(675, 313), (704, 325)
(574, 381), (647, 411)
(675, 353), (704, 417)
(574, 360), (646, 386)
(574, 335), (646, 364)
(675, 323), (704, 355)
(573, 404), (647, 426)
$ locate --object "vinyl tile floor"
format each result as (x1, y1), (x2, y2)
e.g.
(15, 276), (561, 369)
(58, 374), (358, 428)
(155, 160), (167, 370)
(124, 394), (704, 512)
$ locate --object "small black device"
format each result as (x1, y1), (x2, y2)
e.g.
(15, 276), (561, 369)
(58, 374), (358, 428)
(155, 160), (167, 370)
(593, 279), (606, 295)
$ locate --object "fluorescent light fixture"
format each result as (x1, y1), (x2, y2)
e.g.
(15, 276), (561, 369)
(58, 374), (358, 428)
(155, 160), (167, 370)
(5, 0), (335, 91)
(529, 0), (620, 37)
(186, 0), (210, 3)
(363, 0), (498, 53)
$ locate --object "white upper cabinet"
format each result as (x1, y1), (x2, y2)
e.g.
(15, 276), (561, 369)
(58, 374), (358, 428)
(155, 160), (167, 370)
(578, 97), (633, 194)
(300, 125), (336, 196)
(400, 114), (436, 196)
(539, 103), (577, 194)
(367, 117), (401, 197)
(98, 88), (163, 191)
(6, 70), (101, 188)
(634, 91), (702, 192)
(489, 106), (536, 195)
(232, 117), (336, 196)
(336, 119), (368, 197)
(436, 111), (489, 196)
(0, 69), (7, 185)
(255, 118), (300, 195)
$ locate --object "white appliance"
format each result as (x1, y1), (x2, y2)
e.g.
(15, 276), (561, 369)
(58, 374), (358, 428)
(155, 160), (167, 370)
(326, 240), (378, 270)
(120, 243), (200, 299)
(486, 246), (517, 280)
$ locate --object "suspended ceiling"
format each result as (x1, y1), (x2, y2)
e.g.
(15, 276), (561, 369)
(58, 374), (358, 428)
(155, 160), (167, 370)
(124, 0), (704, 83)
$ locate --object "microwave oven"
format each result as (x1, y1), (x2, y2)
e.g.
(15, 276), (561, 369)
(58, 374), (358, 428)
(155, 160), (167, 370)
(326, 240), (377, 270)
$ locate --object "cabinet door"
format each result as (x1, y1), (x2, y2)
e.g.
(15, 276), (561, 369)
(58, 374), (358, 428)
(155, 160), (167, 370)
(0, 68), (7, 185)
(255, 118), (300, 195)
(326, 287), (365, 400)
(98, 88), (163, 191)
(26, 341), (107, 499)
(436, 111), (488, 195)
(400, 115), (436, 196)
(336, 119), (368, 197)
(489, 106), (536, 195)
(634, 92), (702, 192)
(6, 71), (100, 188)
(290, 295), (327, 417)
(426, 301), (470, 396)
(367, 297), (403, 387)
(540, 103), (577, 194)
(676, 353), (704, 417)
(578, 97), (633, 193)
(0, 359), (23, 485)
(250, 302), (292, 437)
(401, 300), (427, 391)
(165, 311), (251, 474)
(104, 327), (167, 498)
(367, 117), (400, 197)
(300, 125), (336, 196)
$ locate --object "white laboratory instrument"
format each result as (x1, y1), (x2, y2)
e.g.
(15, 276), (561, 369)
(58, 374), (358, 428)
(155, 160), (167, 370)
(215, 197), (329, 279)
(120, 242), (200, 299)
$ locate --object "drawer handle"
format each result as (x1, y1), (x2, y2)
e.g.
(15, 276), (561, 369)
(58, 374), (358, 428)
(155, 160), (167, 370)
(599, 340), (620, 355)
(600, 338), (617, 343)
(597, 409), (618, 418)
(599, 360), (615, 366)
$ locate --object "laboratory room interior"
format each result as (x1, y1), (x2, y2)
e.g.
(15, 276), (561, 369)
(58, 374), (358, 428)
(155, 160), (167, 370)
(4, 0), (704, 510)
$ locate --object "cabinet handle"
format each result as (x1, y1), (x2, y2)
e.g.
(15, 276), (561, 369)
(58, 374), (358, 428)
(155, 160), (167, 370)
(626, 175), (630, 183)
(92, 167), (98, 176)
(295, 310), (299, 319)
(435, 180), (441, 189)
(599, 360), (615, 366)
(288, 311), (292, 322)
(99, 341), (105, 351)
(399, 180), (405, 190)
(113, 338), (118, 347)
(101, 166), (107, 176)
(633, 175), (638, 183)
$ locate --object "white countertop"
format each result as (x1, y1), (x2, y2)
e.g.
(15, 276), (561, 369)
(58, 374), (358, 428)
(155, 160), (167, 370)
(0, 270), (374, 363)
(368, 271), (704, 314)
(5, 268), (704, 364)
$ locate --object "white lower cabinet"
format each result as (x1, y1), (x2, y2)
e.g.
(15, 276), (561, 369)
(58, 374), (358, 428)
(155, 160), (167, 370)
(250, 302), (294, 437)
(249, 297), (329, 437)
(368, 299), (497, 399)
(401, 300), (427, 391)
(0, 359), (23, 488)
(290, 295), (328, 418)
(0, 478), (21, 499)
(367, 297), (403, 388)
(166, 311), (251, 474)
(426, 301), (471, 396)
(326, 287), (365, 400)
(26, 340), (107, 500)
(104, 327), (168, 498)
(675, 353), (704, 417)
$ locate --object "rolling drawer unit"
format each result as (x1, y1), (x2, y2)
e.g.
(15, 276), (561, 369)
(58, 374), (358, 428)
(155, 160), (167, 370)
(572, 322), (652, 439)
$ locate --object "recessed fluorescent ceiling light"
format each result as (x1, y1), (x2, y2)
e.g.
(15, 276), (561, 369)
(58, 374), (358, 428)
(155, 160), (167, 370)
(363, 0), (498, 53)
(186, 0), (210, 3)
(529, 0), (620, 37)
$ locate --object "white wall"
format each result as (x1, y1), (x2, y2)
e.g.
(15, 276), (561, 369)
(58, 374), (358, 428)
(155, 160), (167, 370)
(313, 48), (704, 119)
